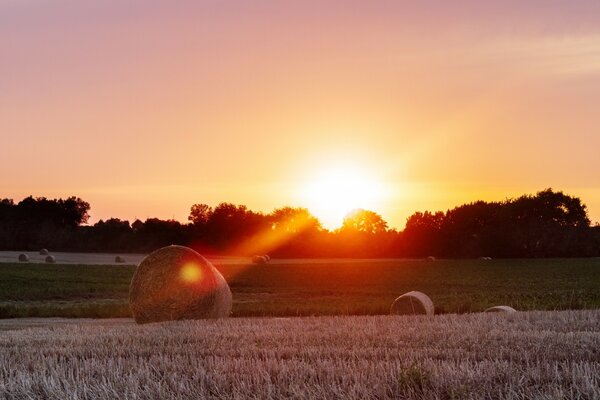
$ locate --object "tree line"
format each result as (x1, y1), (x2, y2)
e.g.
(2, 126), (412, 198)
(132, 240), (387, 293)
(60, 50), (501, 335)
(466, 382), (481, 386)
(1, 189), (599, 258)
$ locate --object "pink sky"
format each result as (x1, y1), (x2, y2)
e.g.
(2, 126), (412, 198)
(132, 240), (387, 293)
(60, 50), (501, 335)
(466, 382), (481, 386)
(2, 1), (600, 228)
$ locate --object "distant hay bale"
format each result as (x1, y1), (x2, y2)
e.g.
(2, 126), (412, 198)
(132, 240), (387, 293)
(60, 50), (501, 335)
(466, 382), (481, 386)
(390, 291), (434, 316)
(18, 254), (29, 262)
(115, 256), (126, 263)
(479, 257), (492, 260)
(45, 255), (56, 264)
(485, 305), (517, 313)
(129, 245), (232, 324)
(426, 256), (436, 261)
(39, 248), (49, 255)
(252, 255), (268, 264)
(264, 254), (271, 261)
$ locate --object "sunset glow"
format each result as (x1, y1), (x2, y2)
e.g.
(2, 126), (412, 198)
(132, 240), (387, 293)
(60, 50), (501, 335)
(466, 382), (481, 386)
(1, 1), (600, 227)
(300, 165), (387, 230)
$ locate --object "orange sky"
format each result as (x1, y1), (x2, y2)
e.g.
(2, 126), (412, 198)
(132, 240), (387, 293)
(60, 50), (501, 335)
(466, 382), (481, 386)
(1, 1), (600, 229)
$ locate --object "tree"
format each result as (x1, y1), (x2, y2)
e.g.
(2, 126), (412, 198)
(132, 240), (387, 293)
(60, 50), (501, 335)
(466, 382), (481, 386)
(188, 204), (213, 225)
(270, 207), (321, 233)
(402, 211), (445, 256)
(341, 209), (388, 234)
(60, 197), (90, 227)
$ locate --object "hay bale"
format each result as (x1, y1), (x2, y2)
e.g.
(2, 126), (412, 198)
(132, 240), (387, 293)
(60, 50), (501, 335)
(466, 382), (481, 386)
(426, 256), (436, 261)
(129, 245), (232, 324)
(18, 254), (29, 262)
(252, 255), (267, 264)
(478, 256), (492, 260)
(264, 254), (271, 262)
(390, 291), (434, 316)
(39, 248), (49, 255)
(485, 305), (516, 313)
(45, 255), (56, 264)
(115, 255), (126, 263)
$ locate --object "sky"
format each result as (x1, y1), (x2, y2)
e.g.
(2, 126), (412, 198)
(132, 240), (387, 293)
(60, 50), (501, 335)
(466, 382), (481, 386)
(2, 0), (600, 229)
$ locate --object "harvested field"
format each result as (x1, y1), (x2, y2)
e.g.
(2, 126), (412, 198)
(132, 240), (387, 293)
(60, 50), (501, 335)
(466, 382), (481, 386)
(1, 310), (599, 399)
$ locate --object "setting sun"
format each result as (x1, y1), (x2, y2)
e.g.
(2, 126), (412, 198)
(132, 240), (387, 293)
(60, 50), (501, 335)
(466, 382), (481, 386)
(300, 165), (387, 230)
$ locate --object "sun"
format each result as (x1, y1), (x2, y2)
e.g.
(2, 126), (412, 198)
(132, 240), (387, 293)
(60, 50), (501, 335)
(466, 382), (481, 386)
(300, 164), (386, 230)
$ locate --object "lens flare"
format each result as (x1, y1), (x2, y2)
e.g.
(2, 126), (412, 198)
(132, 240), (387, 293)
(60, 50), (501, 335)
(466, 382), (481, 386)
(180, 263), (202, 283)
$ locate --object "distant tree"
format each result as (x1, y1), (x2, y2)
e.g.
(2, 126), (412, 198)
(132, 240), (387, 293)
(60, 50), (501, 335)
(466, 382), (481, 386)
(0, 189), (597, 257)
(188, 204), (213, 225)
(340, 209), (388, 234)
(402, 211), (445, 257)
(270, 207), (321, 233)
(502, 189), (591, 257)
(205, 203), (267, 248)
(60, 197), (90, 226)
(132, 219), (144, 232)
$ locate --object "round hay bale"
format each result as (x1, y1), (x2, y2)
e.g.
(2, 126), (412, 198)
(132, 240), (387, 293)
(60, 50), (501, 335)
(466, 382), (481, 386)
(129, 245), (232, 324)
(390, 291), (434, 316)
(18, 253), (29, 262)
(426, 256), (436, 261)
(252, 255), (267, 264)
(264, 254), (271, 262)
(39, 248), (49, 255)
(115, 255), (126, 263)
(45, 255), (56, 264)
(485, 305), (516, 313)
(478, 256), (492, 260)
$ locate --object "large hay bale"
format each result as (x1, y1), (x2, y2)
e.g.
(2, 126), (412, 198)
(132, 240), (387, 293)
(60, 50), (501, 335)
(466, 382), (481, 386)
(390, 291), (434, 316)
(45, 255), (56, 264)
(252, 255), (267, 264)
(115, 255), (126, 263)
(18, 254), (29, 262)
(39, 248), (49, 255)
(129, 245), (232, 324)
(485, 305), (516, 313)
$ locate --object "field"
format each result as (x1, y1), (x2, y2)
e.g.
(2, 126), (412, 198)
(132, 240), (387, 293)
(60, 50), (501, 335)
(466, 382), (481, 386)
(1, 258), (599, 318)
(1, 310), (598, 399)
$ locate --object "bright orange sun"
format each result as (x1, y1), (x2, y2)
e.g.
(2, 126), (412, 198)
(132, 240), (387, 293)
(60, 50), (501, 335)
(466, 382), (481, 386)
(300, 165), (387, 230)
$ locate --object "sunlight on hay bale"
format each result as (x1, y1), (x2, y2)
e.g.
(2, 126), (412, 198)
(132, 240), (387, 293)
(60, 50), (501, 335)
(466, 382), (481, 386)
(115, 256), (125, 263)
(485, 305), (517, 313)
(39, 248), (49, 255)
(18, 254), (29, 262)
(129, 245), (232, 324)
(45, 255), (56, 264)
(252, 255), (268, 264)
(390, 291), (434, 316)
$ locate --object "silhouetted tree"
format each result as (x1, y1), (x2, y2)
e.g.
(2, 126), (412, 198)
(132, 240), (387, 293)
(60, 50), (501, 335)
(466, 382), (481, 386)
(0, 189), (597, 257)
(270, 207), (321, 233)
(340, 209), (388, 234)
(403, 211), (445, 256)
(188, 204), (213, 226)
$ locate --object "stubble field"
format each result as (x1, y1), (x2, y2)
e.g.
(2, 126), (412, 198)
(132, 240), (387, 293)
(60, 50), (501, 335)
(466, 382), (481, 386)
(1, 310), (599, 399)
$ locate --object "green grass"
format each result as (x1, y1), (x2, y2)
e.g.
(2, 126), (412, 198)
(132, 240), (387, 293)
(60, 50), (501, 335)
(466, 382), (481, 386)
(1, 258), (599, 318)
